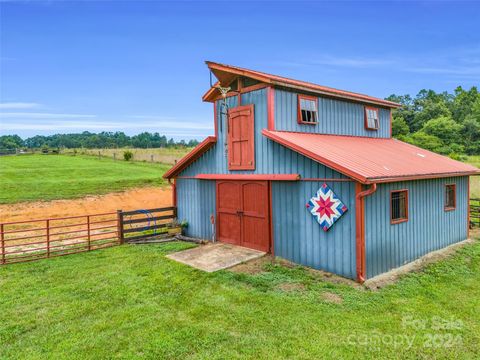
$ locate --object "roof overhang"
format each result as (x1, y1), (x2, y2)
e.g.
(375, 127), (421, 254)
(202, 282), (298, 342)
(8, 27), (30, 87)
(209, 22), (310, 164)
(262, 129), (480, 184)
(203, 61), (402, 109)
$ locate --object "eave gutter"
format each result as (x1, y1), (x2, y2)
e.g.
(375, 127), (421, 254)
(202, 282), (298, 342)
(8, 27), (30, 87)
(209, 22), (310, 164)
(355, 183), (377, 283)
(367, 171), (480, 184)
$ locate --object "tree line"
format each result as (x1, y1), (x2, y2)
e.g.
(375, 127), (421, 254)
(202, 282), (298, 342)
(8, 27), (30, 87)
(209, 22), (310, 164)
(387, 86), (480, 158)
(0, 131), (200, 150)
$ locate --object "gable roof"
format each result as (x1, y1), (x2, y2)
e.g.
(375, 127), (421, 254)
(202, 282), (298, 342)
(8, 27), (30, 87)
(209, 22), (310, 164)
(203, 61), (401, 109)
(262, 130), (479, 184)
(163, 136), (216, 179)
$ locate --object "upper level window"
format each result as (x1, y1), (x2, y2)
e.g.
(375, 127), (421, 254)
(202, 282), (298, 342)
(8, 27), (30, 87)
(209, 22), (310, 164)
(365, 106), (379, 130)
(445, 184), (456, 211)
(391, 190), (408, 224)
(297, 94), (318, 124)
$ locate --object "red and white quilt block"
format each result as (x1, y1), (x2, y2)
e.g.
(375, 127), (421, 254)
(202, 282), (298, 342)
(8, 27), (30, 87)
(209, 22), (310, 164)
(306, 183), (348, 232)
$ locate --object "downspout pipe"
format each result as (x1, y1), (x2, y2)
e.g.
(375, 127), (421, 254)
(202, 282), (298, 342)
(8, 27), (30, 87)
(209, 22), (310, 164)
(355, 183), (377, 283)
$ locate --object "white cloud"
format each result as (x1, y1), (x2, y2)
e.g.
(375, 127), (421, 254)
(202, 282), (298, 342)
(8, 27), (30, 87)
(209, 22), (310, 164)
(278, 56), (393, 69)
(277, 45), (480, 80)
(129, 115), (177, 120)
(0, 120), (213, 132)
(0, 112), (97, 119)
(402, 66), (480, 76)
(0, 102), (42, 109)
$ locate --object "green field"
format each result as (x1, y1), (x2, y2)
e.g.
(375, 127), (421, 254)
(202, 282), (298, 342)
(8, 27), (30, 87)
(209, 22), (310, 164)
(0, 240), (479, 359)
(75, 147), (192, 165)
(466, 156), (480, 198)
(0, 154), (172, 204)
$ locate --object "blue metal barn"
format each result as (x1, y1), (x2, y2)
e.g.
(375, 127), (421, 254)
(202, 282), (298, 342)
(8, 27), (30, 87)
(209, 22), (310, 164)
(164, 62), (478, 282)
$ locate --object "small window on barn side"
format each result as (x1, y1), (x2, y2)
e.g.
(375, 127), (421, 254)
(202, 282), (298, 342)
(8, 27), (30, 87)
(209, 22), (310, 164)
(445, 184), (456, 211)
(391, 190), (408, 224)
(297, 94), (318, 124)
(365, 106), (380, 130)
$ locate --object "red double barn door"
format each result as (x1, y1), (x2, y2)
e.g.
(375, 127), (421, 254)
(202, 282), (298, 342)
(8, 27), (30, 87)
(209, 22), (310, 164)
(216, 181), (270, 252)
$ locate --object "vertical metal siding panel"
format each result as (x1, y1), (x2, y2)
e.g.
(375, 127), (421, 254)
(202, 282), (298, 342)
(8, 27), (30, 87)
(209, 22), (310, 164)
(176, 179), (215, 239)
(365, 176), (468, 278)
(274, 88), (390, 138)
(241, 89), (267, 174)
(272, 179), (356, 279)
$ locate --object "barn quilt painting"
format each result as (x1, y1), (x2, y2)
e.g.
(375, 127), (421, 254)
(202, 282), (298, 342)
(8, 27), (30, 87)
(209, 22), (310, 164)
(306, 183), (348, 232)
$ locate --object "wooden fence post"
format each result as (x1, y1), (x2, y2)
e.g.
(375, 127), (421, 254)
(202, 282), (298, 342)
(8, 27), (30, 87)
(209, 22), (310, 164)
(117, 210), (124, 244)
(46, 220), (50, 257)
(87, 215), (91, 251)
(1, 224), (5, 265)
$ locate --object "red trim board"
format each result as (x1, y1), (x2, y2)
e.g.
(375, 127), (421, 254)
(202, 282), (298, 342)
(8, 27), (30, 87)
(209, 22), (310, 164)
(194, 174), (300, 181)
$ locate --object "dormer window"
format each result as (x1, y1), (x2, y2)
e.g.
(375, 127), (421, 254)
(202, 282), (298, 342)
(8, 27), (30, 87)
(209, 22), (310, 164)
(365, 106), (379, 130)
(297, 94), (318, 124)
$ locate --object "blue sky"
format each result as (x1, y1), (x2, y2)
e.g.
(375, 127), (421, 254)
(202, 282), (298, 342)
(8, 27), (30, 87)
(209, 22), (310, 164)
(1, 0), (479, 140)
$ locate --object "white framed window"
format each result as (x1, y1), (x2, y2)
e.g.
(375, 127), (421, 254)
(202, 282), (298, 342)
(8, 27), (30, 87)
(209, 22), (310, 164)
(297, 94), (318, 124)
(365, 106), (380, 130)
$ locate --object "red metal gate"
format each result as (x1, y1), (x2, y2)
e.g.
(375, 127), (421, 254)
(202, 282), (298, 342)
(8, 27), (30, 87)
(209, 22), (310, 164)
(216, 180), (270, 252)
(0, 206), (179, 265)
(0, 212), (119, 265)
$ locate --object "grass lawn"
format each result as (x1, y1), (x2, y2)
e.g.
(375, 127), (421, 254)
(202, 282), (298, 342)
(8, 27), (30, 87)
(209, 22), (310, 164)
(0, 154), (171, 204)
(1, 241), (479, 359)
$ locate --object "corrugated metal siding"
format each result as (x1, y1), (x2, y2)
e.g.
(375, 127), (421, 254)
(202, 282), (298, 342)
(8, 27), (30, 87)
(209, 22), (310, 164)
(364, 176), (468, 278)
(180, 88), (347, 179)
(176, 178), (216, 240)
(180, 89), (267, 175)
(272, 181), (356, 279)
(274, 88), (391, 138)
(176, 87), (356, 276)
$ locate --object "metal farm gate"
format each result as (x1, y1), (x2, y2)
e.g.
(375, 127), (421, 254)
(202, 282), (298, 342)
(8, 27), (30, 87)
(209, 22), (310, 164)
(0, 206), (179, 265)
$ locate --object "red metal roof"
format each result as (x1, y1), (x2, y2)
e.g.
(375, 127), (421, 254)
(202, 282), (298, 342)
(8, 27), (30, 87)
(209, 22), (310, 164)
(163, 136), (217, 179)
(262, 130), (479, 184)
(203, 61), (401, 108)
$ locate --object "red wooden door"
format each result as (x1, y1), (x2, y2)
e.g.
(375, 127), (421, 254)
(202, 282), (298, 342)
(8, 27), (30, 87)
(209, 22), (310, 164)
(228, 105), (255, 170)
(216, 181), (270, 252)
(241, 181), (270, 252)
(217, 181), (242, 246)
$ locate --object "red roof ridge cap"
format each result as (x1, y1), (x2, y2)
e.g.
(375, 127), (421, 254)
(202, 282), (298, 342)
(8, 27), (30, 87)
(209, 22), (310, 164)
(206, 61), (401, 108)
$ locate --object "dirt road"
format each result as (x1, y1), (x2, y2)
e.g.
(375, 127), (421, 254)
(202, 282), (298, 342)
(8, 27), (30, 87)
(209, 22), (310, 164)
(0, 187), (173, 223)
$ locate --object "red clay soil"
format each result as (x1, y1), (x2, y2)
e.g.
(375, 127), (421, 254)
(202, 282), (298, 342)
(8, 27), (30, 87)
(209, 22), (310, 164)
(0, 187), (173, 223)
